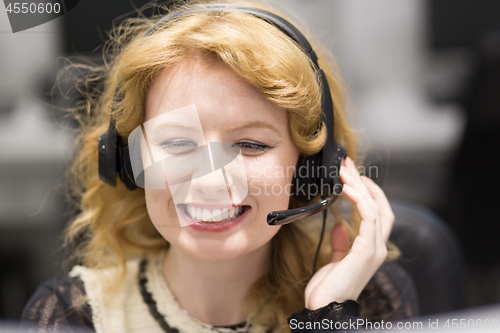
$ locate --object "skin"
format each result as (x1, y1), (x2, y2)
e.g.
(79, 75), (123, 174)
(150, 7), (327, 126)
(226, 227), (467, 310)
(306, 156), (394, 309)
(143, 55), (395, 325)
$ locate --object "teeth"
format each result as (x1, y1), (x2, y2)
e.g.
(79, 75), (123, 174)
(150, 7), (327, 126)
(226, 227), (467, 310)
(184, 205), (245, 222)
(212, 209), (222, 222)
(202, 209), (211, 221)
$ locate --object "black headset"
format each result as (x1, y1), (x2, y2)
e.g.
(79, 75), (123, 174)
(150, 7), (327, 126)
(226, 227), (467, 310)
(98, 4), (347, 226)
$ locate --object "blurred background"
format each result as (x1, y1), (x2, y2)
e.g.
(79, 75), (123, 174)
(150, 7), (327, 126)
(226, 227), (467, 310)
(1, 0), (499, 323)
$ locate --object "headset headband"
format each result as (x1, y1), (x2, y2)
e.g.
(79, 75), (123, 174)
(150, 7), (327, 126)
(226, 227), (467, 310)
(98, 3), (347, 225)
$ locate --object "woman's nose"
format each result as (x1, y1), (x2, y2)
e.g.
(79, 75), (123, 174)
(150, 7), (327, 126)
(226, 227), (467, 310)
(190, 142), (248, 204)
(191, 169), (233, 200)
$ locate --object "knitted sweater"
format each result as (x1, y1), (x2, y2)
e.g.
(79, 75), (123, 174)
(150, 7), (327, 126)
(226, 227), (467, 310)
(21, 252), (418, 332)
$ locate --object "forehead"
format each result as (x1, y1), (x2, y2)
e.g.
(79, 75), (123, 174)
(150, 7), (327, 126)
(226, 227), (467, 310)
(144, 56), (288, 132)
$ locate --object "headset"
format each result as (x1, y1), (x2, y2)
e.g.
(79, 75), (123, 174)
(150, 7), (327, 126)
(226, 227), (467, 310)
(98, 3), (347, 227)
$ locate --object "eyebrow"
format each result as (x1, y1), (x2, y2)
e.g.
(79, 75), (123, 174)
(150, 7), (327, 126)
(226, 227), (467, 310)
(151, 122), (200, 133)
(226, 121), (281, 136)
(150, 120), (281, 136)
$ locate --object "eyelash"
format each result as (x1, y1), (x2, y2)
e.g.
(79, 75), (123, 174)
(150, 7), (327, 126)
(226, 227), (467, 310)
(159, 140), (272, 155)
(235, 141), (271, 153)
(160, 139), (197, 154)
(161, 139), (195, 148)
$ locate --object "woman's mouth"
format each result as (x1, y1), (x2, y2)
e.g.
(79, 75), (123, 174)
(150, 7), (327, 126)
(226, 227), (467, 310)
(177, 204), (251, 233)
(180, 204), (248, 222)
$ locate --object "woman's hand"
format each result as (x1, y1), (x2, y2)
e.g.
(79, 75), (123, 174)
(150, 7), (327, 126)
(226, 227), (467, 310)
(304, 156), (395, 310)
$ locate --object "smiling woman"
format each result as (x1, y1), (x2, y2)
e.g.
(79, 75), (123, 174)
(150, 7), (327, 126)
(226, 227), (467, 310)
(143, 56), (298, 262)
(21, 1), (418, 332)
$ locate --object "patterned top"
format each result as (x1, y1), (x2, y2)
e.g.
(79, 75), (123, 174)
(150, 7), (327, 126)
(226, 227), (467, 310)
(21, 252), (418, 333)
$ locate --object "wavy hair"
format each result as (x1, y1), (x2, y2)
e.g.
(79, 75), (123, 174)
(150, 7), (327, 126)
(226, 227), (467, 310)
(63, 1), (396, 331)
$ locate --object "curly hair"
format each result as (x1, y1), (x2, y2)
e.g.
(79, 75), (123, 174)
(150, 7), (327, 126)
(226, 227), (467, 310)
(61, 1), (396, 331)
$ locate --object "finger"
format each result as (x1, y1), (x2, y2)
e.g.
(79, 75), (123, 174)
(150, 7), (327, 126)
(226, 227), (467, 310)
(361, 176), (395, 242)
(340, 168), (377, 216)
(375, 216), (383, 251)
(330, 223), (350, 262)
(342, 184), (378, 224)
(373, 215), (388, 265)
(347, 158), (378, 209)
(342, 184), (378, 258)
(342, 158), (378, 212)
(361, 176), (393, 220)
(349, 218), (376, 259)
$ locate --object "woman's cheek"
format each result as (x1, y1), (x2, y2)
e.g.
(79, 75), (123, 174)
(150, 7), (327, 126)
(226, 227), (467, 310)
(145, 188), (178, 229)
(246, 158), (274, 198)
(246, 160), (293, 209)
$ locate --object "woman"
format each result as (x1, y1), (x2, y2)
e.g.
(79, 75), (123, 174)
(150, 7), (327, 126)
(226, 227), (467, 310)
(22, 1), (418, 332)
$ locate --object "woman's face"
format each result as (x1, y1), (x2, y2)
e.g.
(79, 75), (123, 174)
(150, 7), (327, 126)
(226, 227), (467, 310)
(144, 56), (299, 260)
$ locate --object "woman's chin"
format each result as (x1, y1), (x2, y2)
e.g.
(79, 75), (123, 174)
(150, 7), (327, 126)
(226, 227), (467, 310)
(170, 228), (276, 262)
(177, 234), (253, 261)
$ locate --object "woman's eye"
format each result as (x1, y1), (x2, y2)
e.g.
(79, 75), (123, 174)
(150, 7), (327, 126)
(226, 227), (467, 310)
(235, 141), (271, 155)
(160, 139), (197, 154)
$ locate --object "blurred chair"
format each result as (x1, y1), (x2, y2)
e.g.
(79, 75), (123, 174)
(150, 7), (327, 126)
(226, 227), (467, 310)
(389, 200), (468, 315)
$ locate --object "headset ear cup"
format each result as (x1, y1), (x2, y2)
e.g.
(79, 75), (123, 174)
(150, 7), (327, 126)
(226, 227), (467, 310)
(319, 144), (347, 198)
(98, 127), (117, 186)
(98, 117), (138, 190)
(292, 144), (347, 202)
(292, 153), (322, 202)
(117, 144), (139, 191)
